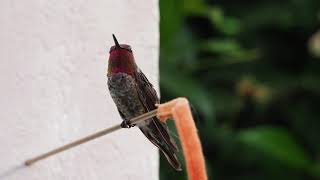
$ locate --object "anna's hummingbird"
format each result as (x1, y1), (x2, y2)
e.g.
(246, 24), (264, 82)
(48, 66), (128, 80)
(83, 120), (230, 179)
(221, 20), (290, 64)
(107, 34), (181, 171)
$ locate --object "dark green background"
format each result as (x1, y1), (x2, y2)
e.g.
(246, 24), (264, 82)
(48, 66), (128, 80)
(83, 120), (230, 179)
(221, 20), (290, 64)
(159, 0), (320, 179)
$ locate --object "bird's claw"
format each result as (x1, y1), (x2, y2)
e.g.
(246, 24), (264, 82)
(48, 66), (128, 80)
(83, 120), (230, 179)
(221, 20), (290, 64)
(121, 120), (135, 128)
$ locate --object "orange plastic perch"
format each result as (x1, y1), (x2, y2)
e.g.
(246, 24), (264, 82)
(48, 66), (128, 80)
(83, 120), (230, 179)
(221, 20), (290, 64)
(157, 98), (207, 180)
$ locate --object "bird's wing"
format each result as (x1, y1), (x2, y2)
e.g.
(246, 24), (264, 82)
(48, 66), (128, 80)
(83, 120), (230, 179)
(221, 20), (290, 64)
(134, 69), (178, 152)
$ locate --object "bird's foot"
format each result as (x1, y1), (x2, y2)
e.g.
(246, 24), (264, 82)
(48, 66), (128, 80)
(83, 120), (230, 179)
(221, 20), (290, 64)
(121, 120), (135, 128)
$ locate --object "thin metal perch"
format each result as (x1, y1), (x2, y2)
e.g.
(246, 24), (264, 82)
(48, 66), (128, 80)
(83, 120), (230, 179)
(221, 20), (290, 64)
(24, 109), (158, 166)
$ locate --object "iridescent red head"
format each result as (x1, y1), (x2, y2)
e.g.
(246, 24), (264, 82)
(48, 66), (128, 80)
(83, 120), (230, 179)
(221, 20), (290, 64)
(107, 34), (136, 76)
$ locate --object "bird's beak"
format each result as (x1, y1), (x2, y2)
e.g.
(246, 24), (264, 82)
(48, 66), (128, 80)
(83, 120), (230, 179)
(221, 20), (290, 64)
(112, 34), (121, 49)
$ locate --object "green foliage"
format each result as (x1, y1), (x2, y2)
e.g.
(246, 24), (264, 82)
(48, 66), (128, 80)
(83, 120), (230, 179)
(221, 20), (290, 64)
(239, 127), (312, 170)
(159, 0), (320, 179)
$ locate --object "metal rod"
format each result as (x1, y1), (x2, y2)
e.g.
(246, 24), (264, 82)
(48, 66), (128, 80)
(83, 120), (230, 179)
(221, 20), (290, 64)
(25, 109), (158, 166)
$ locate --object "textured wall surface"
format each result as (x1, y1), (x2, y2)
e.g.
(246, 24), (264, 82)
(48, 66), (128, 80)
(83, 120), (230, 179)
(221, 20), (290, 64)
(0, 0), (159, 179)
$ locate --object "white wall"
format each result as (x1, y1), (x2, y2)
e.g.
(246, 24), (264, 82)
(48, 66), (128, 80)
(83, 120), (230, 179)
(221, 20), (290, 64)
(0, 0), (159, 179)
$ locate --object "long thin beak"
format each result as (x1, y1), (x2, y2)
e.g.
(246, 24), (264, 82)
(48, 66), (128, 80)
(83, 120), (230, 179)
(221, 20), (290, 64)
(112, 34), (121, 48)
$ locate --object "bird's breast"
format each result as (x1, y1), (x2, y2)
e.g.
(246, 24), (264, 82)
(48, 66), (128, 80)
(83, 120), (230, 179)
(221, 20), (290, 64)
(108, 73), (146, 120)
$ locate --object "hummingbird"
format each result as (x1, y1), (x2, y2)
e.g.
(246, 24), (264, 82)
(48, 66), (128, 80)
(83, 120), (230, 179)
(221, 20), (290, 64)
(107, 34), (182, 171)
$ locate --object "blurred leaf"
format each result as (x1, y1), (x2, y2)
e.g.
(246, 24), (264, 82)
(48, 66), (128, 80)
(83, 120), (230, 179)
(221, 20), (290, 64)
(208, 7), (241, 36)
(239, 127), (312, 170)
(161, 68), (215, 120)
(209, 7), (224, 25)
(222, 18), (241, 35)
(202, 39), (258, 61)
(183, 0), (207, 15)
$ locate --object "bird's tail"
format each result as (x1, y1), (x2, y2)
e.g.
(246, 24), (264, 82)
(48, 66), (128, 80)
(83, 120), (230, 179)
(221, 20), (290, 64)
(161, 145), (182, 171)
(139, 118), (182, 171)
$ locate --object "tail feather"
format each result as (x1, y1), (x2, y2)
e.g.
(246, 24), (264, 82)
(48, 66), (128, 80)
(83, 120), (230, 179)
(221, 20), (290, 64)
(152, 117), (178, 152)
(139, 119), (182, 171)
(161, 147), (182, 171)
